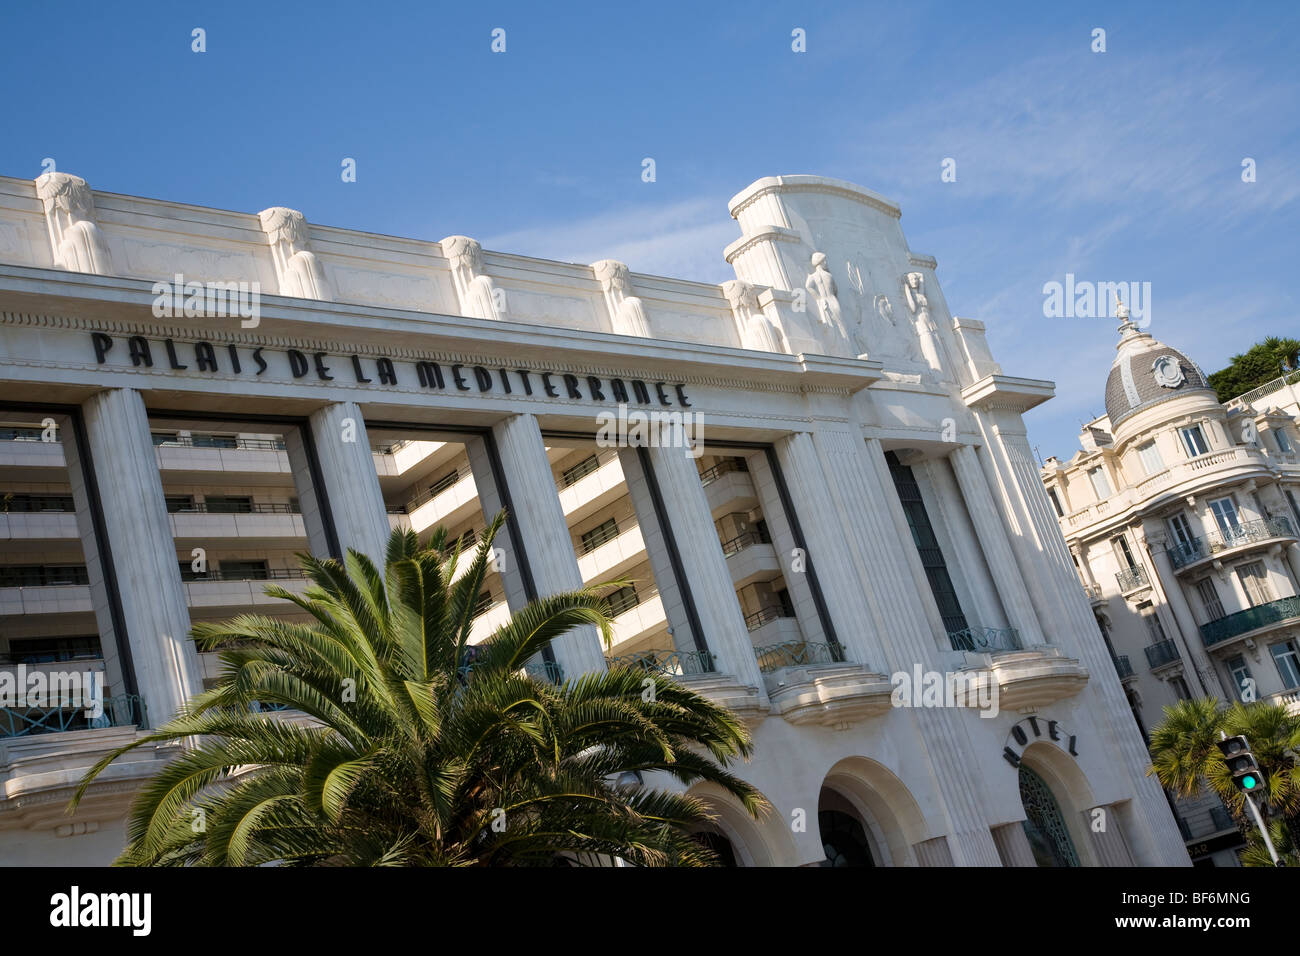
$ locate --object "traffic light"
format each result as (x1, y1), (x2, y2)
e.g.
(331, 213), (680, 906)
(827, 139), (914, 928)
(1217, 735), (1264, 794)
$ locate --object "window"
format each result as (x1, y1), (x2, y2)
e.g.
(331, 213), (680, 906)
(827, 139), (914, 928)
(1226, 655), (1254, 701)
(1138, 602), (1167, 643)
(1195, 578), (1225, 622)
(191, 433), (238, 449)
(1271, 641), (1300, 690)
(165, 494), (196, 513)
(1047, 488), (1065, 517)
(1112, 535), (1137, 570)
(1169, 513), (1195, 551)
(886, 452), (969, 636)
(220, 559), (270, 580)
(1208, 497), (1240, 535)
(473, 589), (493, 616)
(1180, 424), (1210, 458)
(1088, 466), (1110, 499)
(1277, 428), (1293, 454)
(560, 455), (600, 488)
(1137, 441), (1164, 476)
(203, 495), (252, 514)
(580, 517), (619, 554)
(1168, 675), (1192, 701)
(606, 585), (640, 616)
(1236, 561), (1273, 607)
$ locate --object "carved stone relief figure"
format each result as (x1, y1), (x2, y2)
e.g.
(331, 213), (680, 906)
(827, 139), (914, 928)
(805, 251), (850, 353)
(592, 259), (652, 337)
(903, 271), (952, 379)
(721, 279), (786, 353)
(441, 235), (504, 321)
(35, 172), (113, 274)
(257, 206), (331, 299)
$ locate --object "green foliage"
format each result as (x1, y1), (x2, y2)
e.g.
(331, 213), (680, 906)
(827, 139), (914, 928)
(1207, 336), (1300, 402)
(1147, 696), (1300, 866)
(72, 513), (766, 866)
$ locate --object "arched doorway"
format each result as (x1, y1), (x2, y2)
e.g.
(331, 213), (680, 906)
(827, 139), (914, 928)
(1018, 764), (1080, 867)
(818, 787), (876, 867)
(690, 828), (739, 867)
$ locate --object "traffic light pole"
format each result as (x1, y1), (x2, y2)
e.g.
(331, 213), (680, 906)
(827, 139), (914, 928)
(1243, 789), (1282, 866)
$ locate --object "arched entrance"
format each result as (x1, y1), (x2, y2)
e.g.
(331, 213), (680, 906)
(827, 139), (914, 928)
(690, 828), (740, 867)
(1018, 764), (1080, 867)
(818, 787), (876, 867)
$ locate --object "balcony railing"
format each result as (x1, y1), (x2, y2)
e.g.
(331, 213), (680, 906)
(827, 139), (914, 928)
(1143, 638), (1180, 668)
(605, 648), (716, 676)
(1200, 595), (1300, 648)
(744, 605), (793, 632)
(754, 640), (846, 673)
(947, 626), (1021, 653)
(1112, 654), (1134, 679)
(0, 693), (146, 738)
(1169, 517), (1297, 569)
(579, 521), (622, 554)
(698, 457), (748, 487)
(1115, 565), (1149, 593)
(400, 464), (472, 513)
(180, 568), (310, 583)
(168, 501), (299, 515)
(152, 434), (287, 452)
(0, 565), (90, 587)
(719, 528), (771, 558)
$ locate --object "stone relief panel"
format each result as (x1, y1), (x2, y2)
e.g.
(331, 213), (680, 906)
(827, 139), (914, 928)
(501, 287), (604, 333)
(119, 238), (268, 286)
(327, 264), (446, 313)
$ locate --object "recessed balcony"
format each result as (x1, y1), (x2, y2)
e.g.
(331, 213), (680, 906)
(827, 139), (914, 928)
(700, 458), (758, 516)
(1200, 596), (1300, 649)
(1168, 516), (1298, 573)
(723, 531), (782, 589)
(754, 640), (893, 728)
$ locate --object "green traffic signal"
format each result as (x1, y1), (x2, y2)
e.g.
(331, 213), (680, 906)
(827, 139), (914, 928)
(1242, 774), (1258, 790)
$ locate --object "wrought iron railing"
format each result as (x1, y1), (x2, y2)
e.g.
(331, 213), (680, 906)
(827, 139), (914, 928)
(719, 528), (771, 558)
(1200, 595), (1300, 647)
(152, 434), (287, 452)
(743, 605), (793, 632)
(559, 454), (602, 489)
(0, 494), (75, 513)
(1143, 638), (1180, 668)
(604, 648), (716, 676)
(753, 640), (846, 673)
(0, 694), (146, 738)
(402, 465), (472, 512)
(579, 521), (622, 554)
(0, 565), (90, 588)
(1115, 565), (1149, 593)
(180, 568), (310, 583)
(168, 501), (299, 515)
(524, 659), (566, 684)
(1169, 517), (1296, 569)
(1111, 654), (1134, 680)
(698, 457), (748, 487)
(947, 626), (1021, 652)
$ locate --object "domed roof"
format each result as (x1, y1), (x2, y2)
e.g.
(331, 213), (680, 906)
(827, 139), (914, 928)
(1104, 312), (1214, 428)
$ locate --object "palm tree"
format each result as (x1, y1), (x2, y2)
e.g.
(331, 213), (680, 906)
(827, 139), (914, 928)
(1147, 696), (1300, 865)
(72, 513), (766, 865)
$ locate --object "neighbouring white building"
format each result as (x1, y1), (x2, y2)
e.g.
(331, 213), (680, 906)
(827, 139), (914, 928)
(0, 171), (1186, 866)
(1042, 313), (1300, 865)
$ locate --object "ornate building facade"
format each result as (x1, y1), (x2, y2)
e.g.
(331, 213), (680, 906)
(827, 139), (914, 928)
(1042, 313), (1300, 865)
(0, 172), (1185, 866)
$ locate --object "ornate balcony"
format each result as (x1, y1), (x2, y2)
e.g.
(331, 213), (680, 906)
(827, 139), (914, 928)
(1143, 638), (1181, 669)
(1115, 565), (1150, 594)
(0, 694), (146, 738)
(752, 641), (893, 728)
(1169, 516), (1297, 571)
(1200, 596), (1300, 648)
(947, 626), (1020, 653)
(605, 648), (716, 677)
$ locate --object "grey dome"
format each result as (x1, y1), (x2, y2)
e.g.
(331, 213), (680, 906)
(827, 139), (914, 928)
(1104, 322), (1214, 427)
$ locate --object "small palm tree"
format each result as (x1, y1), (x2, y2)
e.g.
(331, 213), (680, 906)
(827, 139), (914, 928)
(73, 514), (766, 865)
(1148, 696), (1300, 865)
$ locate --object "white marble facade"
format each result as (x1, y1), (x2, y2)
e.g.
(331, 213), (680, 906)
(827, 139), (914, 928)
(0, 172), (1186, 866)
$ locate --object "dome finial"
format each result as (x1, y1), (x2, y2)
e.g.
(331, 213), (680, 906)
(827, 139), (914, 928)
(1114, 293), (1141, 340)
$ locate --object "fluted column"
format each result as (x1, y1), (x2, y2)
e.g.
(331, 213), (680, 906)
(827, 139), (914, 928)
(642, 423), (767, 696)
(490, 414), (606, 676)
(990, 823), (1037, 866)
(303, 402), (390, 569)
(970, 411), (1188, 864)
(1084, 806), (1135, 866)
(1143, 538), (1222, 698)
(773, 432), (882, 669)
(80, 388), (201, 728)
(950, 444), (1046, 646)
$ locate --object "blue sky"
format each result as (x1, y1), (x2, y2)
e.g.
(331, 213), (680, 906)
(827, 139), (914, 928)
(2, 0), (1297, 459)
